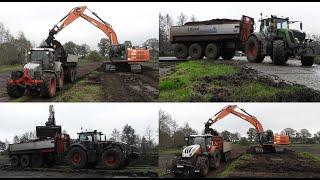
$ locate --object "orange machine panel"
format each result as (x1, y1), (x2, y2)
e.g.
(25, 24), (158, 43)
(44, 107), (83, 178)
(127, 48), (150, 62)
(274, 135), (290, 145)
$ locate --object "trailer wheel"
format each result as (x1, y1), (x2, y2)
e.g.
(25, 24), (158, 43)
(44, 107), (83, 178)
(174, 43), (189, 59)
(57, 68), (64, 91)
(246, 36), (264, 62)
(221, 49), (235, 60)
(223, 151), (231, 162)
(301, 56), (314, 66)
(272, 40), (286, 65)
(10, 155), (20, 167)
(41, 73), (56, 98)
(31, 154), (43, 168)
(189, 43), (204, 59)
(67, 147), (87, 169)
(196, 156), (209, 177)
(101, 147), (124, 170)
(20, 155), (30, 168)
(205, 43), (220, 60)
(7, 84), (25, 98)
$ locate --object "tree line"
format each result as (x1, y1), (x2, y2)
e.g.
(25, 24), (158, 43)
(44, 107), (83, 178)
(0, 21), (159, 65)
(159, 109), (320, 149)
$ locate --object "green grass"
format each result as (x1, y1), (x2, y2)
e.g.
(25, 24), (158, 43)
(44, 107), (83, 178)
(0, 64), (21, 73)
(54, 73), (103, 102)
(296, 152), (320, 161)
(159, 60), (238, 102)
(217, 153), (253, 178)
(159, 147), (181, 154)
(160, 60), (315, 102)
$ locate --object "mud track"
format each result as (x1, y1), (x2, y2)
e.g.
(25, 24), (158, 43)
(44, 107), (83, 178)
(100, 62), (159, 102)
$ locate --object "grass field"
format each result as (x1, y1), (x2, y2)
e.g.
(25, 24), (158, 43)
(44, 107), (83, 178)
(159, 60), (318, 102)
(0, 64), (21, 73)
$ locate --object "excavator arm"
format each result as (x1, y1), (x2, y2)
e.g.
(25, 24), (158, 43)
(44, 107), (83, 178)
(45, 6), (119, 46)
(205, 105), (264, 133)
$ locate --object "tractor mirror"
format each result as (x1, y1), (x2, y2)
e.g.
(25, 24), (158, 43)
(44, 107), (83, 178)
(300, 22), (303, 30)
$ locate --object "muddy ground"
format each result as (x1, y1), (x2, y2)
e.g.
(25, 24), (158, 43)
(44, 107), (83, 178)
(159, 145), (247, 178)
(0, 61), (158, 102)
(228, 150), (320, 178)
(160, 59), (320, 102)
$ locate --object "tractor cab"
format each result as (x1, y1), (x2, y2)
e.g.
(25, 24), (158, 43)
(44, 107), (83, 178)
(260, 16), (290, 35)
(184, 134), (219, 153)
(78, 130), (106, 143)
(28, 48), (55, 71)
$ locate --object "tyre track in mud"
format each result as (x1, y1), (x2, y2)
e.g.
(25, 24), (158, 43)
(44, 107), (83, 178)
(101, 64), (159, 102)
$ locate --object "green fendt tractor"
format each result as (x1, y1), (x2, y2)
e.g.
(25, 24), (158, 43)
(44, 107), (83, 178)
(246, 14), (318, 66)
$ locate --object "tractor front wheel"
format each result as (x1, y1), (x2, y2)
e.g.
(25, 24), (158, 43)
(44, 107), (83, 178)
(7, 84), (25, 98)
(272, 40), (287, 65)
(301, 56), (314, 66)
(246, 36), (264, 63)
(196, 156), (209, 177)
(41, 73), (56, 98)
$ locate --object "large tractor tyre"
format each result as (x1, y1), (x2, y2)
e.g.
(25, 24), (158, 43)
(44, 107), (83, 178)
(31, 154), (43, 168)
(272, 40), (287, 65)
(41, 73), (56, 98)
(7, 84), (25, 98)
(212, 150), (221, 169)
(67, 147), (88, 169)
(205, 43), (220, 60)
(196, 156), (209, 177)
(10, 155), (20, 167)
(189, 43), (204, 60)
(20, 155), (31, 168)
(301, 56), (314, 66)
(246, 36), (264, 63)
(174, 43), (189, 59)
(221, 49), (235, 60)
(101, 147), (124, 170)
(57, 68), (64, 91)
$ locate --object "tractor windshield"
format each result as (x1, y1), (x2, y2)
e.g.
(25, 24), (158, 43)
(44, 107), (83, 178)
(79, 133), (93, 142)
(188, 137), (206, 148)
(29, 51), (50, 63)
(275, 19), (289, 29)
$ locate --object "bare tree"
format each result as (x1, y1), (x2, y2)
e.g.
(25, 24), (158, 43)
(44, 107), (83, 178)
(177, 12), (188, 26)
(189, 14), (197, 22)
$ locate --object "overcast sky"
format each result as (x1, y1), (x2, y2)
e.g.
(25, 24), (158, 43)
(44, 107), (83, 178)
(0, 2), (158, 50)
(0, 103), (159, 144)
(159, 2), (320, 35)
(160, 103), (320, 137)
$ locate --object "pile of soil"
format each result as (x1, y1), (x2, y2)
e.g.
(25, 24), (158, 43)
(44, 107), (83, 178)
(229, 151), (320, 178)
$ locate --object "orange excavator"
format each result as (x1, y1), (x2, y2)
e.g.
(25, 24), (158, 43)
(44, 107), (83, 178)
(205, 105), (290, 153)
(45, 6), (150, 73)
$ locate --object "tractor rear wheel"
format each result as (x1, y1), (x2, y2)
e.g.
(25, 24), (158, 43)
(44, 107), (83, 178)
(246, 36), (264, 62)
(301, 56), (314, 66)
(31, 154), (43, 168)
(205, 43), (220, 60)
(272, 40), (286, 65)
(67, 147), (88, 169)
(20, 155), (30, 168)
(189, 43), (204, 59)
(10, 155), (20, 167)
(174, 43), (189, 59)
(196, 156), (209, 177)
(7, 84), (25, 98)
(101, 147), (124, 170)
(221, 48), (235, 60)
(41, 73), (56, 98)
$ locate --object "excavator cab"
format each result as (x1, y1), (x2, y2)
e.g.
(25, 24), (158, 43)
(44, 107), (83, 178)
(109, 44), (127, 61)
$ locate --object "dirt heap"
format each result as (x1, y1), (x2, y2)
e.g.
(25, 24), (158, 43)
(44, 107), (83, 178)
(229, 151), (320, 178)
